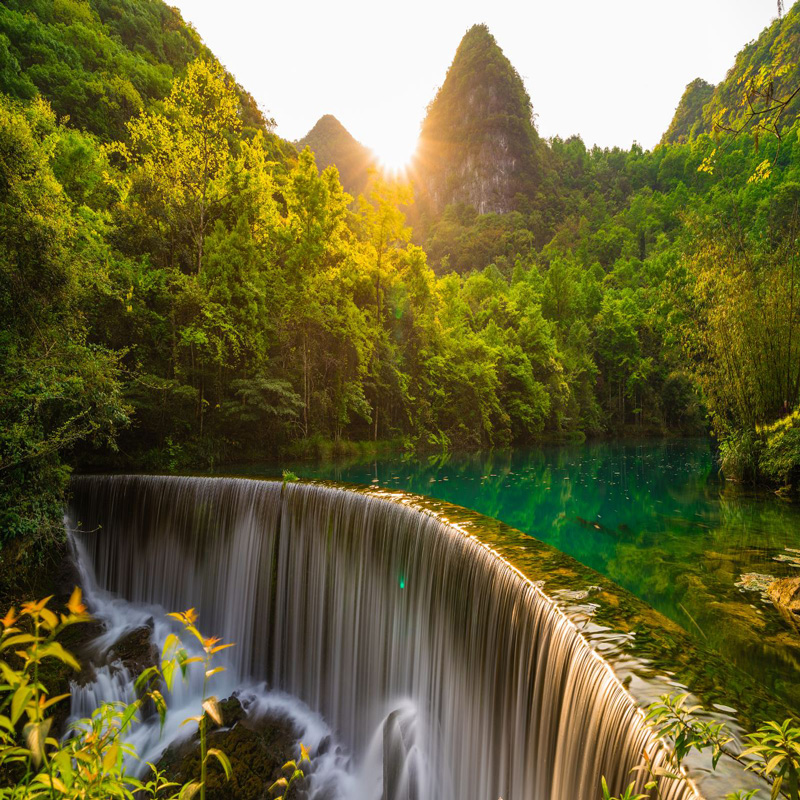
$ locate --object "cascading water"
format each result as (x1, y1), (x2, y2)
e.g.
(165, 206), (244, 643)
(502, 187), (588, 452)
(67, 475), (698, 800)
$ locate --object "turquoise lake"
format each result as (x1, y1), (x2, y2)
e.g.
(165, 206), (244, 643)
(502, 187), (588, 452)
(234, 439), (800, 712)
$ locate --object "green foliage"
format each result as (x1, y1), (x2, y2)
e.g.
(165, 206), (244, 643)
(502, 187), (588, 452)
(415, 23), (543, 215)
(0, 593), (254, 799)
(157, 608), (235, 800)
(663, 4), (800, 146)
(758, 411), (800, 486)
(742, 720), (800, 799)
(604, 692), (800, 800)
(645, 693), (731, 770)
(0, 96), (127, 542)
(601, 776), (648, 800)
(296, 114), (374, 196)
(267, 746), (309, 800)
(0, 590), (179, 798)
(0, 0), (280, 143)
(281, 470), (299, 485)
(0, 0), (799, 544)
(662, 79), (715, 145)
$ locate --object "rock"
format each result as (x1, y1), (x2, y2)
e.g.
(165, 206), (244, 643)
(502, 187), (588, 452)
(158, 695), (309, 800)
(72, 620), (159, 694)
(768, 576), (800, 616)
(414, 25), (544, 217)
(108, 621), (158, 679)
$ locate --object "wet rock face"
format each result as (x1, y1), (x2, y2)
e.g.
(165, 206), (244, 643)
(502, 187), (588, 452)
(158, 696), (308, 800)
(768, 576), (800, 617)
(107, 621), (159, 677)
(72, 619), (158, 692)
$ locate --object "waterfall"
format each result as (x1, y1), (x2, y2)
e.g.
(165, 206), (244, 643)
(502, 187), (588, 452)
(67, 475), (697, 800)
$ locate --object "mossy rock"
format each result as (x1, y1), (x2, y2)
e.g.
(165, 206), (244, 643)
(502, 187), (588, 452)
(158, 696), (309, 799)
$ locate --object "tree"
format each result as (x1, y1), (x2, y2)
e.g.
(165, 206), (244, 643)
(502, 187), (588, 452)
(356, 173), (412, 440)
(120, 59), (241, 275)
(0, 96), (126, 540)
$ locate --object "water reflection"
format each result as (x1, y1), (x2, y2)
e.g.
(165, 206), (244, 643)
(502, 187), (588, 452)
(233, 439), (800, 710)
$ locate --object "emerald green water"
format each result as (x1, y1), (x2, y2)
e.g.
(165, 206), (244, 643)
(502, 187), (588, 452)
(233, 439), (800, 712)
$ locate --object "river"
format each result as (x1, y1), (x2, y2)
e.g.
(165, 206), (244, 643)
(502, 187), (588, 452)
(232, 438), (800, 713)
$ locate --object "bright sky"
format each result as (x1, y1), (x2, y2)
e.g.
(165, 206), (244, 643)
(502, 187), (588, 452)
(172, 0), (779, 167)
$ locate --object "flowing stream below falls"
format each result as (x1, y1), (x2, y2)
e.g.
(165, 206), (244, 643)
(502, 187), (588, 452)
(66, 474), (705, 800)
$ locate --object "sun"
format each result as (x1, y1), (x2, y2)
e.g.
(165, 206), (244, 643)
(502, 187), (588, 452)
(373, 132), (418, 175)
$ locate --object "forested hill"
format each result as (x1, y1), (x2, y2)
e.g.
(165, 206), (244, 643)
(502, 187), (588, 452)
(661, 79), (715, 144)
(413, 24), (544, 217)
(1, 0), (799, 546)
(662, 1), (800, 143)
(296, 114), (375, 195)
(0, 0), (293, 159)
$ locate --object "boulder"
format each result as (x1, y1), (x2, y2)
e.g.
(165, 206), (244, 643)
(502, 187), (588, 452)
(108, 620), (159, 678)
(158, 695), (309, 800)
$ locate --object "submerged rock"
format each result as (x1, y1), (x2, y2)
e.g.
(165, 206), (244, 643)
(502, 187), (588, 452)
(158, 695), (308, 800)
(735, 572), (776, 602)
(768, 576), (800, 617)
(773, 547), (800, 568)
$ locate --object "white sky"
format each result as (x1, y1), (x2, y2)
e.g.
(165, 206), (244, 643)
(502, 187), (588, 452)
(172, 0), (780, 166)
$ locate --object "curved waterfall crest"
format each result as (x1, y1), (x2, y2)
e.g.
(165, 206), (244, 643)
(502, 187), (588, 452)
(68, 474), (698, 800)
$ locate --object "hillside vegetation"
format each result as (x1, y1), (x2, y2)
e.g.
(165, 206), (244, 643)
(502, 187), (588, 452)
(296, 114), (374, 196)
(1, 0), (800, 544)
(663, 1), (800, 144)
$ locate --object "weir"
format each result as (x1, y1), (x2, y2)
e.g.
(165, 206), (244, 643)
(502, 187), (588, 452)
(68, 474), (697, 800)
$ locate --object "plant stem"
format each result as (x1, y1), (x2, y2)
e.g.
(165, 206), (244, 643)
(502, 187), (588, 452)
(200, 713), (207, 800)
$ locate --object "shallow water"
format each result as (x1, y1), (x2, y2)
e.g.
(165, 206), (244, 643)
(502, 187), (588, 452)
(232, 439), (800, 712)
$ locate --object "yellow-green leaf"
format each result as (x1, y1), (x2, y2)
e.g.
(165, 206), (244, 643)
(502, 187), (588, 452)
(102, 742), (119, 773)
(206, 748), (232, 780)
(179, 780), (201, 800)
(33, 774), (68, 793)
(268, 777), (288, 793)
(11, 684), (33, 725)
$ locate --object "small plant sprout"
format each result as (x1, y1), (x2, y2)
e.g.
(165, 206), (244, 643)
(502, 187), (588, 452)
(601, 776), (648, 800)
(282, 470), (299, 486)
(603, 692), (800, 800)
(644, 693), (732, 770)
(268, 744), (309, 799)
(153, 608), (235, 800)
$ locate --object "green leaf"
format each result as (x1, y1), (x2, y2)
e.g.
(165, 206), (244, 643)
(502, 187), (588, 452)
(37, 641), (80, 670)
(120, 700), (140, 732)
(102, 742), (120, 773)
(162, 658), (176, 692)
(764, 753), (786, 775)
(135, 665), (160, 692)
